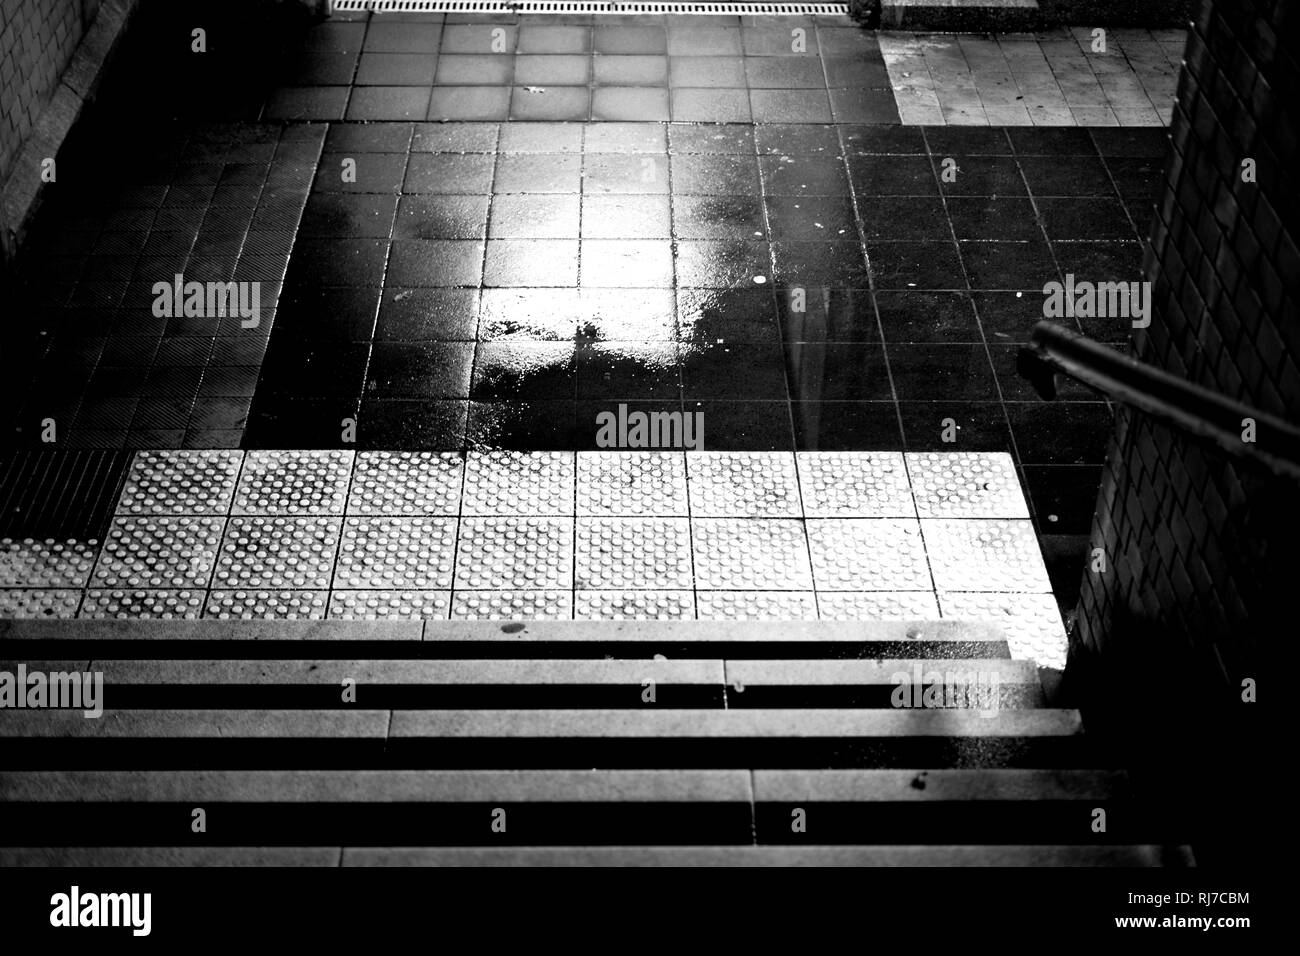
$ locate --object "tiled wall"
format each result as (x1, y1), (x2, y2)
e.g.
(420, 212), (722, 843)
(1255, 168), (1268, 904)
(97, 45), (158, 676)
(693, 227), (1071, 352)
(1072, 0), (1288, 857)
(0, 0), (100, 183)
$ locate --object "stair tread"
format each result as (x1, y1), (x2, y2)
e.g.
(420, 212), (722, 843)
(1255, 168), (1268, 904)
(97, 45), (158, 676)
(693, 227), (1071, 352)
(0, 707), (1084, 738)
(0, 844), (1194, 867)
(1, 767), (1136, 803)
(0, 619), (1008, 644)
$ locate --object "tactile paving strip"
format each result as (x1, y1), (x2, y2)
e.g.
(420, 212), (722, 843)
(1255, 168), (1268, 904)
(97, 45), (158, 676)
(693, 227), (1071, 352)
(940, 591), (1067, 670)
(576, 451), (687, 517)
(214, 517), (342, 589)
(921, 519), (1053, 592)
(0, 450), (1069, 665)
(574, 590), (696, 620)
(334, 517), (458, 589)
(691, 518), (813, 590)
(797, 452), (915, 518)
(575, 518), (693, 590)
(687, 452), (801, 518)
(347, 452), (463, 516)
(116, 450), (243, 516)
(806, 519), (932, 591)
(696, 590), (818, 621)
(906, 452), (1030, 519)
(463, 451), (574, 516)
(232, 451), (353, 516)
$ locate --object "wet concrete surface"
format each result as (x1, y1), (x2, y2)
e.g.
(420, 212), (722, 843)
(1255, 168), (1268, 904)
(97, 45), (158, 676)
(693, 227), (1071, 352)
(0, 3), (1171, 598)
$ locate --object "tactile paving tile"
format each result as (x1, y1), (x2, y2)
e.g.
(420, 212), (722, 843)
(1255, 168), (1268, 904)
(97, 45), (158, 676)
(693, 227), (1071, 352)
(687, 452), (801, 518)
(91, 517), (224, 588)
(575, 517), (692, 589)
(576, 451), (688, 517)
(0, 539), (99, 587)
(204, 589), (328, 620)
(450, 589), (573, 620)
(691, 519), (813, 590)
(334, 517), (458, 589)
(797, 452), (915, 518)
(696, 590), (818, 621)
(214, 517), (342, 589)
(940, 591), (1067, 670)
(232, 450), (353, 515)
(80, 589), (206, 619)
(906, 452), (1030, 519)
(574, 590), (696, 620)
(921, 519), (1053, 592)
(0, 589), (81, 619)
(454, 517), (573, 589)
(806, 519), (932, 591)
(817, 591), (941, 620)
(348, 452), (464, 516)
(116, 450), (243, 515)
(462, 451), (575, 515)
(327, 590), (451, 621)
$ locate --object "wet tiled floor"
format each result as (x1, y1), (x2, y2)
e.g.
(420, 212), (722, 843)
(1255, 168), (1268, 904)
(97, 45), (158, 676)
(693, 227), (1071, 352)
(880, 28), (1185, 126)
(268, 14), (900, 125)
(0, 448), (1067, 668)
(0, 6), (1185, 615)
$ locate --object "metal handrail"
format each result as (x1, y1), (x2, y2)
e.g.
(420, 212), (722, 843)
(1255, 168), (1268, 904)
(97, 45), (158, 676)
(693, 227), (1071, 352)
(1018, 321), (1300, 483)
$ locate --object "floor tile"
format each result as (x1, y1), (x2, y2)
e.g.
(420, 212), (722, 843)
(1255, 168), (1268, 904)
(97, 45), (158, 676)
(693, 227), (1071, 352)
(691, 518), (812, 589)
(328, 589), (451, 620)
(232, 450), (352, 515)
(116, 450), (242, 515)
(686, 451), (800, 517)
(906, 451), (1030, 518)
(335, 516), (458, 588)
(93, 516), (224, 588)
(817, 590), (940, 620)
(696, 590), (817, 620)
(921, 518), (1052, 592)
(454, 516), (574, 589)
(450, 589), (573, 620)
(575, 517), (693, 589)
(574, 590), (695, 620)
(796, 451), (913, 517)
(806, 518), (930, 590)
(576, 451), (687, 516)
(347, 452), (462, 515)
(462, 450), (575, 515)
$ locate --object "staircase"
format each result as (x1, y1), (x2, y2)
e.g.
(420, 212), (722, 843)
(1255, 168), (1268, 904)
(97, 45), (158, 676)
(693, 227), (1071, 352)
(0, 618), (1192, 865)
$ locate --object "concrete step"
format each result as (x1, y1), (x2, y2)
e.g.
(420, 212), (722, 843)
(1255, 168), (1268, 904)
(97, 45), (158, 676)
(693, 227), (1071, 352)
(2, 657), (1043, 708)
(0, 845), (1196, 867)
(0, 619), (1013, 660)
(0, 707), (1089, 768)
(0, 768), (1176, 846)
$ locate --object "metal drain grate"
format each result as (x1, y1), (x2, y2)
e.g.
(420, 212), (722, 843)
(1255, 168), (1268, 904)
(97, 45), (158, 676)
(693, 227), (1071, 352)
(332, 0), (850, 15)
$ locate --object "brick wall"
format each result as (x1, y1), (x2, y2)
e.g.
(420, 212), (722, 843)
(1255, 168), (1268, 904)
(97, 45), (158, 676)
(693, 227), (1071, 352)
(0, 0), (102, 183)
(1070, 0), (1293, 864)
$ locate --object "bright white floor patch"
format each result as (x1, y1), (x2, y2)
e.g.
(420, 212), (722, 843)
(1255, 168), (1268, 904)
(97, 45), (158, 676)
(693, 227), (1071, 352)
(0, 450), (1068, 668)
(880, 28), (1184, 126)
